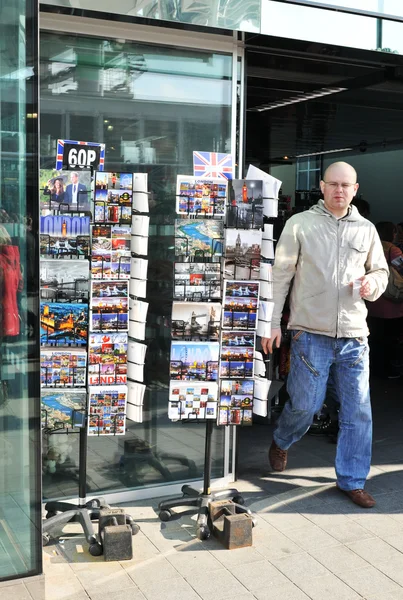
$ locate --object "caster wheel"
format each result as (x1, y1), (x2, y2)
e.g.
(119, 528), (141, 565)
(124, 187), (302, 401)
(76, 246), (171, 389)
(252, 517), (258, 528)
(196, 525), (210, 540)
(45, 511), (57, 519)
(42, 533), (51, 546)
(159, 509), (172, 522)
(89, 543), (103, 557)
(232, 495), (245, 505)
(130, 523), (140, 536)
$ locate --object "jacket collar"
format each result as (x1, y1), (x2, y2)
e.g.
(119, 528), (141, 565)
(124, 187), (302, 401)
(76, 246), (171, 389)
(310, 199), (364, 222)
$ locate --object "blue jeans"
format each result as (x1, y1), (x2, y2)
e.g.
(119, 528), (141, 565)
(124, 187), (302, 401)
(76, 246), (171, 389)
(274, 331), (372, 491)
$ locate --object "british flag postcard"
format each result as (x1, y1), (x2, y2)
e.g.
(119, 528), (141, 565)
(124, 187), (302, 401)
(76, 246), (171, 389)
(193, 151), (233, 180)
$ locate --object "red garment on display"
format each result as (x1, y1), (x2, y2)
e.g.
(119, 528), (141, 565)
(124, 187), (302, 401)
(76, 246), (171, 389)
(0, 245), (23, 336)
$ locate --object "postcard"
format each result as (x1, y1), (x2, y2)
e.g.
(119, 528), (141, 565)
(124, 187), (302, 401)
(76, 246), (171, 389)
(88, 332), (127, 385)
(218, 379), (254, 426)
(129, 278), (147, 299)
(168, 381), (218, 420)
(254, 350), (267, 377)
(127, 362), (144, 382)
(263, 198), (278, 218)
(40, 215), (90, 258)
(222, 280), (259, 330)
(41, 349), (87, 387)
(129, 320), (146, 340)
(40, 302), (88, 347)
(91, 280), (128, 299)
(227, 180), (263, 229)
(246, 164), (281, 199)
(127, 340), (147, 365)
(91, 224), (131, 280)
(131, 236), (149, 256)
(261, 239), (275, 259)
(41, 389), (87, 430)
(131, 257), (148, 280)
(129, 299), (149, 323)
(126, 379), (146, 423)
(175, 219), (223, 258)
(40, 169), (91, 213)
(40, 260), (89, 303)
(131, 215), (150, 237)
(90, 293), (129, 332)
(219, 331), (255, 378)
(260, 280), (273, 300)
(176, 175), (227, 216)
(260, 263), (273, 282)
(88, 385), (127, 436)
(174, 262), (221, 301)
(170, 341), (219, 381)
(171, 302), (221, 340)
(224, 229), (261, 280)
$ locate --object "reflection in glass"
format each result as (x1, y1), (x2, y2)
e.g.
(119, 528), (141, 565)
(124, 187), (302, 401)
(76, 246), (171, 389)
(40, 0), (261, 32)
(40, 33), (232, 499)
(0, 0), (41, 581)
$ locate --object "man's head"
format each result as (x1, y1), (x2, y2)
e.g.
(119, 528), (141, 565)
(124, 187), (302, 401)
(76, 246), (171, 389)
(320, 162), (359, 218)
(70, 172), (79, 184)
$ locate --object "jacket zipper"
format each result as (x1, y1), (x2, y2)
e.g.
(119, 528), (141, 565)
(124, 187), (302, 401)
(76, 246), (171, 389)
(301, 355), (319, 377)
(336, 220), (340, 338)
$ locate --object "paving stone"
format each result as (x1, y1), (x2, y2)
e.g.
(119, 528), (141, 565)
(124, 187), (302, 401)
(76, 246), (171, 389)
(255, 529), (303, 561)
(0, 584), (32, 600)
(127, 557), (180, 587)
(283, 524), (340, 551)
(309, 543), (370, 574)
(209, 546), (266, 568)
(270, 551), (330, 584)
(259, 510), (311, 532)
(166, 548), (223, 576)
(228, 559), (289, 591)
(138, 577), (201, 600)
(324, 521), (374, 544)
(347, 537), (403, 566)
(297, 573), (361, 600)
(88, 589), (146, 600)
(254, 581), (310, 600)
(38, 575), (86, 599)
(338, 565), (402, 596)
(185, 568), (249, 600)
(383, 534), (403, 554)
(375, 556), (403, 587)
(76, 570), (136, 595)
(352, 514), (403, 539)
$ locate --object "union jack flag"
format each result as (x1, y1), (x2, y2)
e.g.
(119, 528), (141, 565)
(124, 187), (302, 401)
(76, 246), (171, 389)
(193, 151), (233, 180)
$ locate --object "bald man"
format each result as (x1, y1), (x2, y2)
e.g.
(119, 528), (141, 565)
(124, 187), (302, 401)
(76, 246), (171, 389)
(263, 162), (388, 508)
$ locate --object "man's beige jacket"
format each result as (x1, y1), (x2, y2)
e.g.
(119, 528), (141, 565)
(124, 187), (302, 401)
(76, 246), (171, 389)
(272, 200), (389, 338)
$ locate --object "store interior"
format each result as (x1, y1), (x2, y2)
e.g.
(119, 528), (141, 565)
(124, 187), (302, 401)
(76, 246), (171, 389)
(237, 33), (403, 483)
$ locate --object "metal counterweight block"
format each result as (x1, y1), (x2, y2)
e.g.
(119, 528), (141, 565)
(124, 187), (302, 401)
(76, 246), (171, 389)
(102, 524), (133, 561)
(209, 500), (253, 550)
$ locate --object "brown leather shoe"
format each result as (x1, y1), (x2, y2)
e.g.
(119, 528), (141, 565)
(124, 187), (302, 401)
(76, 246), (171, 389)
(337, 486), (376, 508)
(268, 440), (288, 472)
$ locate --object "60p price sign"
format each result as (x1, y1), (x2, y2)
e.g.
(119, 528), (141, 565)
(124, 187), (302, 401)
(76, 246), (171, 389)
(56, 139), (106, 171)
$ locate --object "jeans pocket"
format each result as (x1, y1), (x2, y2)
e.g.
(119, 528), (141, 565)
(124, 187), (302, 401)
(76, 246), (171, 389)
(291, 330), (304, 342)
(350, 346), (368, 368)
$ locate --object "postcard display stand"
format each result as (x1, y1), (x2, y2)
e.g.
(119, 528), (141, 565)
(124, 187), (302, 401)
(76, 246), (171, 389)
(159, 176), (268, 538)
(40, 171), (144, 553)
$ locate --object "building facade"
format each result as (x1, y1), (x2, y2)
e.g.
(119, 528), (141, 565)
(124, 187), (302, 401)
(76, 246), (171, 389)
(2, 0), (403, 582)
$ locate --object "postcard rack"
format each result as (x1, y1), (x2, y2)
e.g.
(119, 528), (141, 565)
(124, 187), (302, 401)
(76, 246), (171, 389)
(225, 203), (263, 230)
(41, 365), (87, 388)
(158, 419), (255, 539)
(42, 407), (139, 554)
(174, 236), (224, 261)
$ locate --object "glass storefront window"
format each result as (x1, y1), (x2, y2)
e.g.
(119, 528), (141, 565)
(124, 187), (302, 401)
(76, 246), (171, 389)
(0, 0), (41, 581)
(40, 0), (261, 33)
(282, 0), (403, 20)
(40, 32), (233, 499)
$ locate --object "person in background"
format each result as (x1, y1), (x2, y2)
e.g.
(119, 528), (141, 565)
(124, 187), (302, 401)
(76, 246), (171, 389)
(367, 221), (403, 379)
(394, 222), (403, 253)
(262, 162), (389, 509)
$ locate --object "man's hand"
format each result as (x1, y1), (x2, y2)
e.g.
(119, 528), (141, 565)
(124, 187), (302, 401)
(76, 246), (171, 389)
(261, 328), (282, 355)
(350, 276), (376, 299)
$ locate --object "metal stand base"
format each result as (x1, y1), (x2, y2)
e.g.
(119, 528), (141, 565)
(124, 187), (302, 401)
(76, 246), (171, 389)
(158, 486), (252, 540)
(43, 497), (140, 555)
